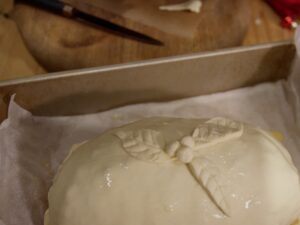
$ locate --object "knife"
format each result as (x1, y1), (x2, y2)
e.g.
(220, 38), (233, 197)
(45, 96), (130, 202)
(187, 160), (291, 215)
(21, 0), (163, 46)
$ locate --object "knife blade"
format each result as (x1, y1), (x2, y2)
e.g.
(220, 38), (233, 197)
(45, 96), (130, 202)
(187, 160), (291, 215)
(22, 0), (163, 46)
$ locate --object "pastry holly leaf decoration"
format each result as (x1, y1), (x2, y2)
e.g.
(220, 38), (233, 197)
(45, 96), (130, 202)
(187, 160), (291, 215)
(115, 117), (244, 216)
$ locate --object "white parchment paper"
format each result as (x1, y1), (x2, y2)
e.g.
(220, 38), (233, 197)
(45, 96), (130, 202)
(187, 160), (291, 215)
(1, 39), (300, 225)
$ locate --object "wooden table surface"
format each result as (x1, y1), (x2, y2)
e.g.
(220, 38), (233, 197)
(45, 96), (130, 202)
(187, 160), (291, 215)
(242, 0), (294, 45)
(0, 0), (295, 81)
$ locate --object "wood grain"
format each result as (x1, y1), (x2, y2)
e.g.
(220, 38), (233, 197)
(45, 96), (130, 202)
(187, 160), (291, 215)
(243, 0), (294, 45)
(0, 0), (13, 14)
(0, 16), (45, 81)
(0, 0), (296, 81)
(12, 0), (250, 71)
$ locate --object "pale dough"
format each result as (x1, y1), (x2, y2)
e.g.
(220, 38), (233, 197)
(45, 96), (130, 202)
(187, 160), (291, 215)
(159, 0), (202, 13)
(45, 117), (300, 225)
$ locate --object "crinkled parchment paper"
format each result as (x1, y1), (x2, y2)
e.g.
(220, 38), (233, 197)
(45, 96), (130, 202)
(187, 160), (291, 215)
(1, 34), (300, 225)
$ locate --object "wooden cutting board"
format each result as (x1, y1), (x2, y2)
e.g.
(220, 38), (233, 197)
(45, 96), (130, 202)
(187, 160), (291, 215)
(12, 0), (250, 72)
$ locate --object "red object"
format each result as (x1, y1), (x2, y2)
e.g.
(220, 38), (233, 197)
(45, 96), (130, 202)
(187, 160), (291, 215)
(265, 0), (300, 29)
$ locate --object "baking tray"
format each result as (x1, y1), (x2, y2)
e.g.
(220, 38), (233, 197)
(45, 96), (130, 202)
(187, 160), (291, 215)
(0, 41), (296, 122)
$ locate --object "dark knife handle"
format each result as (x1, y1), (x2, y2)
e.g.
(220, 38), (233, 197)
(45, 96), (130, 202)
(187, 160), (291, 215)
(24, 0), (65, 14)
